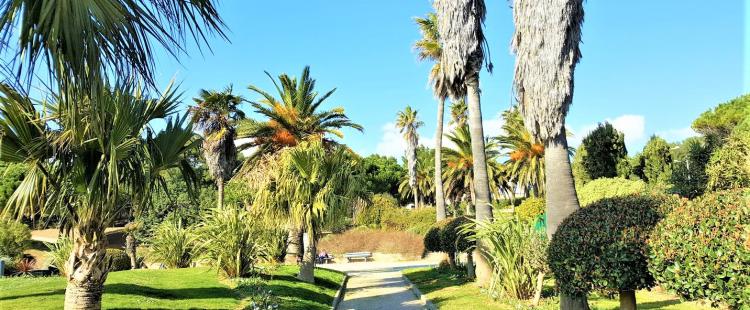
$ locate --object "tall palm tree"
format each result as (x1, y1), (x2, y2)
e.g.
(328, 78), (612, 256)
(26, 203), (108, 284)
(398, 146), (436, 207)
(188, 86), (245, 209)
(0, 82), (195, 310)
(434, 0), (493, 285)
(511, 0), (587, 308)
(240, 66), (363, 161)
(496, 107), (545, 197)
(255, 142), (366, 283)
(414, 12), (447, 220)
(450, 99), (468, 127)
(396, 106), (424, 208)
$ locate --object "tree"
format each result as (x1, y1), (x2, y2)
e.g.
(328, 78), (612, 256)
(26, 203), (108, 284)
(399, 146), (436, 207)
(189, 87), (244, 209)
(692, 94), (750, 144)
(579, 123), (627, 180)
(396, 106), (424, 208)
(415, 12), (448, 221)
(255, 142), (366, 283)
(511, 0), (586, 308)
(705, 130), (750, 191)
(641, 136), (673, 185)
(240, 66), (363, 161)
(496, 107), (546, 197)
(450, 100), (468, 127)
(670, 137), (710, 198)
(0, 83), (197, 310)
(361, 155), (406, 199)
(434, 0), (493, 284)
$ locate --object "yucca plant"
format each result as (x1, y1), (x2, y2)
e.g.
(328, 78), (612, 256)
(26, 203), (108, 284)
(148, 218), (195, 269)
(195, 206), (268, 279)
(46, 237), (74, 277)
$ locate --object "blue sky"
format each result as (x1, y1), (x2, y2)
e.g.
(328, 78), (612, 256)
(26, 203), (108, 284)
(151, 0), (746, 157)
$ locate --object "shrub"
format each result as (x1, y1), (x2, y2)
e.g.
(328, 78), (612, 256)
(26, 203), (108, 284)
(106, 249), (131, 272)
(380, 207), (435, 235)
(648, 190), (750, 308)
(548, 195), (665, 303)
(472, 218), (548, 300)
(195, 207), (268, 278)
(45, 237), (73, 276)
(354, 193), (399, 227)
(318, 228), (424, 259)
(439, 217), (473, 254)
(423, 222), (444, 253)
(516, 198), (545, 222)
(577, 177), (646, 207)
(0, 220), (30, 260)
(148, 218), (195, 268)
(705, 130), (750, 191)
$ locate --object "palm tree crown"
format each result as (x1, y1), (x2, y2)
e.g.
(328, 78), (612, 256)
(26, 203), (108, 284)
(495, 107), (545, 197)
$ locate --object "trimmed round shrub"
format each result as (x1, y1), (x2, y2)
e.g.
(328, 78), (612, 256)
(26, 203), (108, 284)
(0, 220), (30, 260)
(106, 249), (131, 272)
(516, 198), (545, 222)
(648, 190), (750, 308)
(439, 216), (473, 254)
(423, 220), (446, 253)
(577, 177), (647, 207)
(549, 195), (665, 298)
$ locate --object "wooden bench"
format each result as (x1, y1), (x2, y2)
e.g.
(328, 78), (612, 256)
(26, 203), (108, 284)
(344, 252), (372, 262)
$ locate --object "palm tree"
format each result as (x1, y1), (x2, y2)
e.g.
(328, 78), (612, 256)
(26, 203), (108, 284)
(511, 0), (587, 308)
(240, 66), (363, 161)
(496, 107), (545, 197)
(396, 106), (424, 208)
(255, 142), (366, 283)
(0, 82), (196, 310)
(188, 86), (245, 209)
(398, 146), (436, 207)
(450, 99), (468, 127)
(434, 0), (493, 285)
(414, 12), (447, 220)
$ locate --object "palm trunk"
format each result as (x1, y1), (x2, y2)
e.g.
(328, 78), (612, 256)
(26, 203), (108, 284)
(413, 191), (419, 209)
(64, 231), (109, 310)
(619, 290), (636, 310)
(217, 177), (225, 209)
(545, 131), (589, 309)
(447, 251), (456, 267)
(435, 99), (447, 220)
(466, 250), (475, 279)
(466, 77), (493, 286)
(285, 228), (303, 264)
(297, 231), (316, 283)
(125, 233), (137, 269)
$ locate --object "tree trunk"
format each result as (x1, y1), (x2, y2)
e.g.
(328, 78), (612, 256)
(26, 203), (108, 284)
(435, 98), (447, 220)
(297, 232), (316, 283)
(216, 177), (225, 209)
(447, 251), (456, 268)
(64, 231), (109, 310)
(125, 233), (137, 269)
(532, 271), (545, 306)
(545, 131), (588, 308)
(466, 251), (475, 279)
(285, 228), (304, 264)
(466, 76), (493, 286)
(619, 290), (636, 310)
(413, 190), (419, 209)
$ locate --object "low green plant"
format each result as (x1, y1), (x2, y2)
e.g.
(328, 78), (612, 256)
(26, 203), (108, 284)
(195, 206), (268, 278)
(236, 277), (280, 310)
(148, 218), (195, 268)
(106, 249), (131, 272)
(471, 218), (547, 300)
(516, 198), (545, 221)
(576, 177), (646, 207)
(0, 220), (30, 260)
(648, 190), (750, 308)
(45, 237), (73, 276)
(548, 195), (664, 307)
(380, 207), (435, 235)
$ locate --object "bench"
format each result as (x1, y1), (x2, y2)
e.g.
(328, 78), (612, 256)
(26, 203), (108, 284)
(316, 255), (335, 264)
(344, 252), (372, 262)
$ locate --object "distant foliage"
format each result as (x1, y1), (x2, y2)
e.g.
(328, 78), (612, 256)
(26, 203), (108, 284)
(354, 193), (399, 228)
(0, 220), (30, 260)
(148, 218), (195, 269)
(670, 137), (710, 198)
(705, 130), (750, 191)
(106, 249), (131, 272)
(580, 123), (628, 180)
(577, 177), (647, 207)
(649, 190), (750, 308)
(571, 145), (591, 187)
(0, 163), (26, 215)
(692, 94), (750, 142)
(380, 207), (436, 235)
(549, 195), (665, 298)
(361, 155), (406, 200)
(642, 136), (673, 185)
(516, 198), (545, 221)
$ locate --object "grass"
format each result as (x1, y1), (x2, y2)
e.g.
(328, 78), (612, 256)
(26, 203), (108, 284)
(0, 265), (344, 310)
(402, 267), (714, 310)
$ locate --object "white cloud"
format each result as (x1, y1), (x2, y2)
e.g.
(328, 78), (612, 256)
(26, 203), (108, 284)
(657, 127), (698, 143)
(375, 122), (407, 158)
(570, 114), (646, 150)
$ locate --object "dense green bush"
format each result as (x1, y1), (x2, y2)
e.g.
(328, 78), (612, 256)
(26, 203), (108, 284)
(440, 217), (473, 254)
(670, 137), (710, 198)
(0, 220), (30, 260)
(148, 218), (195, 268)
(106, 249), (131, 272)
(354, 193), (399, 227)
(705, 130), (750, 191)
(642, 136), (673, 185)
(516, 198), (545, 221)
(577, 177), (647, 207)
(580, 122), (628, 180)
(423, 220), (446, 253)
(648, 190), (750, 308)
(380, 207), (435, 235)
(549, 195), (665, 299)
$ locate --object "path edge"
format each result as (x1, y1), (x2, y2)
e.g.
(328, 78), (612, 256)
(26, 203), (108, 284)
(401, 273), (437, 310)
(331, 273), (350, 310)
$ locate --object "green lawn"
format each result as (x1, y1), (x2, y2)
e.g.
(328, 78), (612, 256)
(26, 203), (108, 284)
(0, 266), (344, 310)
(403, 267), (713, 310)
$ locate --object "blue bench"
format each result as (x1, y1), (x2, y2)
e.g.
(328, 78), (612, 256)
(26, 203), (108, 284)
(344, 252), (372, 262)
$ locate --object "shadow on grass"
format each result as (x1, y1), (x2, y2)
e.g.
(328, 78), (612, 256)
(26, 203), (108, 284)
(105, 283), (236, 300)
(0, 289), (66, 301)
(404, 268), (469, 295)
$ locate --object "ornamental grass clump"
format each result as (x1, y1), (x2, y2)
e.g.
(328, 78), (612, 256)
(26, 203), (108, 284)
(648, 190), (750, 308)
(148, 219), (195, 269)
(548, 195), (665, 309)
